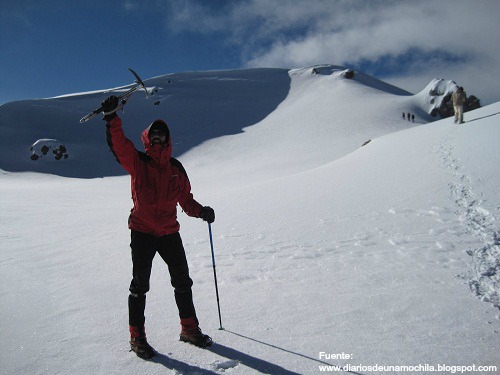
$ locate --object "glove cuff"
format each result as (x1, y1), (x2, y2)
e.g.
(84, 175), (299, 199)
(102, 112), (117, 122)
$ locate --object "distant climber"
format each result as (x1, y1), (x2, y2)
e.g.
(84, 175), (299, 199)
(452, 86), (467, 124)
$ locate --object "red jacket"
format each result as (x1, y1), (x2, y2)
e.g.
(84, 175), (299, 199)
(106, 116), (203, 236)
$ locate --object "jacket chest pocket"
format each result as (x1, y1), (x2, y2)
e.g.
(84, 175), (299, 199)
(135, 174), (157, 205)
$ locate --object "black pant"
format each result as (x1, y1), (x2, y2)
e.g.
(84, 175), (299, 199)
(128, 230), (196, 327)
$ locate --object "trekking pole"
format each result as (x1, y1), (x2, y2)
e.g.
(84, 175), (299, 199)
(208, 223), (224, 330)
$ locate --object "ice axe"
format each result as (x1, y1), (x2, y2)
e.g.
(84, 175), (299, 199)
(79, 68), (148, 123)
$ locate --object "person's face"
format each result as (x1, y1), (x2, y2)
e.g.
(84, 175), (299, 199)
(149, 128), (166, 144)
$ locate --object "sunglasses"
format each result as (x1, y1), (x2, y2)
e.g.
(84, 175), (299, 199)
(150, 129), (166, 136)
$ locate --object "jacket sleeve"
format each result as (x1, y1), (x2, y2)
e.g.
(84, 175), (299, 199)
(106, 116), (138, 176)
(179, 180), (204, 218)
(172, 158), (203, 218)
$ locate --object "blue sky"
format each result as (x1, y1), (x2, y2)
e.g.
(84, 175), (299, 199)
(1, 0), (499, 105)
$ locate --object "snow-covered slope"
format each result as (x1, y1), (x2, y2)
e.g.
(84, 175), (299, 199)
(0, 65), (433, 179)
(1, 66), (499, 374)
(0, 68), (291, 177)
(182, 66), (436, 187)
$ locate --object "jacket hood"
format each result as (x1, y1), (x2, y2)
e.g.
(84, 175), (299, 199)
(141, 119), (172, 165)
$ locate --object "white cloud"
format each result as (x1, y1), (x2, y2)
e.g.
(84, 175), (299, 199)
(164, 0), (500, 104)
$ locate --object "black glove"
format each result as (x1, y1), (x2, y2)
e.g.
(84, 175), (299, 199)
(199, 206), (215, 223)
(101, 96), (119, 121)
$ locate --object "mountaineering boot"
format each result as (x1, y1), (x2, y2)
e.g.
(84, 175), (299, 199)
(129, 326), (156, 359)
(179, 317), (213, 348)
